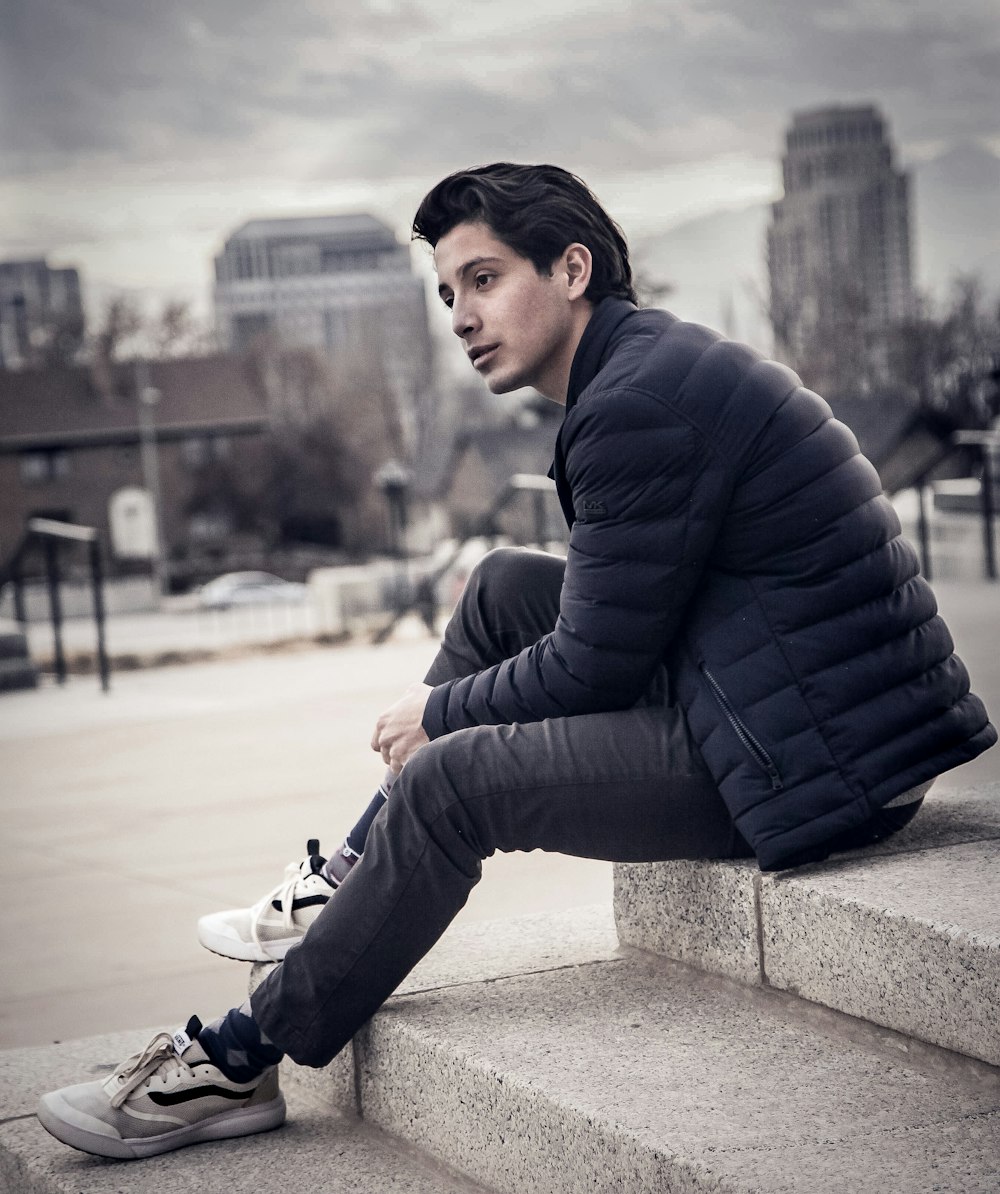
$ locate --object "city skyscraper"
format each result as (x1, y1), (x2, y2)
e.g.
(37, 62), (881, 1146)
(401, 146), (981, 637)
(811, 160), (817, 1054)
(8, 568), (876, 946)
(0, 259), (84, 371)
(213, 213), (433, 449)
(767, 105), (913, 379)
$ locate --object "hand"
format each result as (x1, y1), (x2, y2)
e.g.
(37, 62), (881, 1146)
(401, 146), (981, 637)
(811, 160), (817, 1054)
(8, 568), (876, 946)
(371, 682), (432, 774)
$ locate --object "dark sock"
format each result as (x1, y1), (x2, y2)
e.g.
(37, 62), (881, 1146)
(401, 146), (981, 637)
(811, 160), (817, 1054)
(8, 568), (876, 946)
(346, 782), (391, 853)
(322, 777), (392, 886)
(198, 1001), (284, 1083)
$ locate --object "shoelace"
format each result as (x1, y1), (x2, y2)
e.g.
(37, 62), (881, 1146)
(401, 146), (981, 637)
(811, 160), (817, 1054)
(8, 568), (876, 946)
(252, 857), (314, 948)
(105, 1033), (187, 1109)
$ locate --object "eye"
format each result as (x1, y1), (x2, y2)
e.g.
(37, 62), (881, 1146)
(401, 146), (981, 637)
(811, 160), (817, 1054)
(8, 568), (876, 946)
(474, 271), (494, 289)
(440, 292), (454, 309)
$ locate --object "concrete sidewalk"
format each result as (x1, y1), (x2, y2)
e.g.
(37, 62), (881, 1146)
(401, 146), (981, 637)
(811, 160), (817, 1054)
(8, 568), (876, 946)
(2, 580), (996, 1054)
(0, 630), (611, 1051)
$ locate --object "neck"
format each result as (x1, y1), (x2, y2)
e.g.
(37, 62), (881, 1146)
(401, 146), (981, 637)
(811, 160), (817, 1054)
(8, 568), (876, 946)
(538, 302), (595, 406)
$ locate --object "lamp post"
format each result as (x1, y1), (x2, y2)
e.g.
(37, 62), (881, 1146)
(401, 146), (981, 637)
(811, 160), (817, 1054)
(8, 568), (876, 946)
(374, 458), (412, 558)
(374, 459), (413, 617)
(134, 359), (167, 600)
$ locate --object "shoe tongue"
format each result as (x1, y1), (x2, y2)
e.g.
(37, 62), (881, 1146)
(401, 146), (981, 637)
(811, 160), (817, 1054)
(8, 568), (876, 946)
(303, 839), (327, 872)
(180, 1038), (212, 1065)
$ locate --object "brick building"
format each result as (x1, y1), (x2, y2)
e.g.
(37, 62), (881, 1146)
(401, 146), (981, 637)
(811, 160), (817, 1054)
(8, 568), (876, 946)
(0, 356), (269, 581)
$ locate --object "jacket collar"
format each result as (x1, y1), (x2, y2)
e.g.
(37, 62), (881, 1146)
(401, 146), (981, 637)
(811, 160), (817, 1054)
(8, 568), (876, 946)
(566, 297), (637, 411)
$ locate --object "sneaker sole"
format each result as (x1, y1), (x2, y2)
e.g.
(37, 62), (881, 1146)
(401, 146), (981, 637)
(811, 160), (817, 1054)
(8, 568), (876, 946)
(37, 1090), (287, 1159)
(197, 920), (300, 964)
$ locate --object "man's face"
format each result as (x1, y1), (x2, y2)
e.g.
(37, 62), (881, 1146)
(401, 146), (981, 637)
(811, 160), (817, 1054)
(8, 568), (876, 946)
(434, 221), (590, 403)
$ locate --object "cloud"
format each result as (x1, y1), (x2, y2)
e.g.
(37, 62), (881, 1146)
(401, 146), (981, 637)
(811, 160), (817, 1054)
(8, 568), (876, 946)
(2, 0), (996, 312)
(4, 0), (998, 182)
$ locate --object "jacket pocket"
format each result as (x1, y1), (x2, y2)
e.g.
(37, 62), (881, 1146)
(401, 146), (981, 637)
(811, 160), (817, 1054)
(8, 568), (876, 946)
(700, 665), (784, 792)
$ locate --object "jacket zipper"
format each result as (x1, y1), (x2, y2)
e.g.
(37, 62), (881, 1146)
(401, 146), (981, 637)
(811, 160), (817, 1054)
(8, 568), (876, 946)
(700, 665), (784, 791)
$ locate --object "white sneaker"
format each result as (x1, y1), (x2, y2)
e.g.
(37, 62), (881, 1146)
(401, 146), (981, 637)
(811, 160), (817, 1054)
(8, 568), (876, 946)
(197, 839), (344, 962)
(37, 1017), (285, 1159)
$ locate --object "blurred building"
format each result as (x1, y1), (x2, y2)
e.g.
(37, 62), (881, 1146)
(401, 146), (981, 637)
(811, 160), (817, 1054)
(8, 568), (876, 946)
(767, 105), (914, 370)
(0, 259), (85, 371)
(213, 214), (433, 450)
(0, 357), (269, 579)
(446, 404), (565, 546)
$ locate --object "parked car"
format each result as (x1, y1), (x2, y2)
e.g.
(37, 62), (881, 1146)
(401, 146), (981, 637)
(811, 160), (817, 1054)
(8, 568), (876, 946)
(198, 571), (308, 610)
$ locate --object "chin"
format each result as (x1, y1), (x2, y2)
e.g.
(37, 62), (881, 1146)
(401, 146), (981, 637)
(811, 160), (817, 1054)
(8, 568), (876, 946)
(483, 368), (528, 395)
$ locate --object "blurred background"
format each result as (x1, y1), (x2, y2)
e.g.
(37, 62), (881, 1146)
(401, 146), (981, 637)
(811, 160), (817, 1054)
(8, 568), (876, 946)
(0, 1), (997, 1047)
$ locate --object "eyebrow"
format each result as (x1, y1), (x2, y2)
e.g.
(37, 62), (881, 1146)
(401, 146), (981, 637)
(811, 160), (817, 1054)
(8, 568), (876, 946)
(437, 255), (502, 297)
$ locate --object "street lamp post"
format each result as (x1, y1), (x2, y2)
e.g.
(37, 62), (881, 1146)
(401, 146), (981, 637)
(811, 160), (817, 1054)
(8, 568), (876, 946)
(374, 459), (413, 618)
(134, 359), (168, 601)
(374, 458), (412, 559)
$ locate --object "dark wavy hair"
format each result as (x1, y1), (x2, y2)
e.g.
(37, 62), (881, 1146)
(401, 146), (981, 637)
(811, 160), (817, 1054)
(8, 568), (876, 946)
(412, 163), (637, 305)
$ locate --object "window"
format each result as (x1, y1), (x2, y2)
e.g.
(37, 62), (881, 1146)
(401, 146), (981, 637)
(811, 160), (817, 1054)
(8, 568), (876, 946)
(181, 435), (231, 470)
(19, 451), (70, 484)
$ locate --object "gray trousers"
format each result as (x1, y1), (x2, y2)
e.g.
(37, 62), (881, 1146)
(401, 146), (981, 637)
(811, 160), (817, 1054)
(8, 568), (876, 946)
(251, 547), (750, 1067)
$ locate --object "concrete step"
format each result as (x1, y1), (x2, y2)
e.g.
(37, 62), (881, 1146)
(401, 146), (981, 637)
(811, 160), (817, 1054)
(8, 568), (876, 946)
(0, 907), (620, 1192)
(249, 904), (625, 1111)
(5, 896), (999, 1193)
(615, 782), (1000, 1066)
(0, 1028), (491, 1194)
(267, 908), (1000, 1194)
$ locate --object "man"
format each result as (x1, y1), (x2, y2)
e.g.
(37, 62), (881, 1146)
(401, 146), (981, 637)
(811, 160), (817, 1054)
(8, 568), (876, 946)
(39, 163), (995, 1159)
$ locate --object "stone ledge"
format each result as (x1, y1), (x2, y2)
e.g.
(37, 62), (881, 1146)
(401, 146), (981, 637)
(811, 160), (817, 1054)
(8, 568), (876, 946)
(323, 948), (1000, 1194)
(251, 902), (621, 1003)
(614, 784), (1000, 1064)
(614, 856), (761, 984)
(250, 903), (623, 1115)
(760, 838), (1000, 1065)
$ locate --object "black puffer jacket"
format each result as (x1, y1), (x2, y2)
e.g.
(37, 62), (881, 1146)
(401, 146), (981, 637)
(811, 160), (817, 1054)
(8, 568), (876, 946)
(423, 299), (996, 868)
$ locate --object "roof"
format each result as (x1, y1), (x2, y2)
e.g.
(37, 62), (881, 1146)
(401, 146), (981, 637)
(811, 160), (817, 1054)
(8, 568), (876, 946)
(226, 214), (397, 245)
(791, 105), (882, 128)
(0, 355), (269, 452)
(450, 420), (559, 495)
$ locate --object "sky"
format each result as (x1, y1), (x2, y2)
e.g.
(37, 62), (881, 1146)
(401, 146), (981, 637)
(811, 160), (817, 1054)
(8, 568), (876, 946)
(2, 0), (998, 327)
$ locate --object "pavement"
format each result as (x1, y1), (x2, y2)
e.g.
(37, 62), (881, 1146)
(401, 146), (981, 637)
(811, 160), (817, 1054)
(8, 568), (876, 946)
(0, 618), (612, 1051)
(1, 579), (997, 1054)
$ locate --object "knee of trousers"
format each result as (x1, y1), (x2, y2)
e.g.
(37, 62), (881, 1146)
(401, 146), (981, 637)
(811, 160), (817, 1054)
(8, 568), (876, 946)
(389, 737), (494, 867)
(462, 545), (562, 616)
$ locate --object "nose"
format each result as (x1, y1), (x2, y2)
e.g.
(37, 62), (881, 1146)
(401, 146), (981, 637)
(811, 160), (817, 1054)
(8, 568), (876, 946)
(451, 294), (479, 340)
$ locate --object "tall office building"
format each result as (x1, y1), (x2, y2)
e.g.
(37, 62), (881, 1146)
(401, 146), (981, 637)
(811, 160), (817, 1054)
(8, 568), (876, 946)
(767, 105), (913, 372)
(213, 214), (433, 447)
(0, 259), (84, 370)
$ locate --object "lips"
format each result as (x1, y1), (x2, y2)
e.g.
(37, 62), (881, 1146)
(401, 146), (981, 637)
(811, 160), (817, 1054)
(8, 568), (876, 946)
(468, 343), (499, 370)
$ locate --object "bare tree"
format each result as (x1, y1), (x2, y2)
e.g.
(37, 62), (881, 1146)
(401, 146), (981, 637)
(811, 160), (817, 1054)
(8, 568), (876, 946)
(152, 300), (216, 358)
(90, 295), (214, 366)
(229, 338), (408, 554)
(886, 276), (1000, 429)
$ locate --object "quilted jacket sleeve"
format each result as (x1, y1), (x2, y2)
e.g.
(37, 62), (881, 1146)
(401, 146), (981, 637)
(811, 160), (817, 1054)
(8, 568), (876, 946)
(422, 387), (733, 738)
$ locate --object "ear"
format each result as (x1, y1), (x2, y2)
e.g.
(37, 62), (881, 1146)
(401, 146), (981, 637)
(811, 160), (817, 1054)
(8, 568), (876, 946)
(562, 243), (593, 301)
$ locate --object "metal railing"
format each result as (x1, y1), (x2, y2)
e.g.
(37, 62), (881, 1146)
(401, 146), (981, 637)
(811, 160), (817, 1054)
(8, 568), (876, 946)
(898, 432), (998, 583)
(0, 518), (111, 691)
(372, 473), (562, 645)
